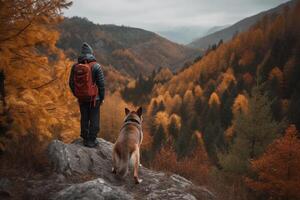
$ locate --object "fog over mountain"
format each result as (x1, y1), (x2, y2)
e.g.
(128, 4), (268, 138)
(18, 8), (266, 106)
(64, 0), (290, 43)
(156, 25), (229, 45)
(157, 26), (208, 44)
(188, 0), (296, 49)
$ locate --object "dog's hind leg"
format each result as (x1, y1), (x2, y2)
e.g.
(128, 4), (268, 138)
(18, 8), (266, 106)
(133, 146), (142, 184)
(112, 148), (117, 174)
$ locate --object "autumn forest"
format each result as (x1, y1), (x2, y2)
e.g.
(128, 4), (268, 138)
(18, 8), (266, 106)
(0, 0), (300, 200)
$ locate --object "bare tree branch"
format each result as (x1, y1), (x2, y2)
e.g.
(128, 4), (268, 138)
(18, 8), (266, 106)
(32, 78), (57, 90)
(0, 20), (33, 42)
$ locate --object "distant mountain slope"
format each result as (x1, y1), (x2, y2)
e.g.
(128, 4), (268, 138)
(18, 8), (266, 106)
(157, 26), (209, 44)
(188, 0), (296, 50)
(205, 25), (229, 36)
(57, 17), (199, 77)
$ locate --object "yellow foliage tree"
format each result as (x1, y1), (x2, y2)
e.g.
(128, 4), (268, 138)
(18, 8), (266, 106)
(269, 67), (284, 93)
(182, 90), (195, 120)
(194, 85), (203, 98)
(154, 111), (170, 132)
(232, 94), (249, 116)
(217, 68), (236, 95)
(171, 94), (182, 114)
(168, 114), (181, 140)
(208, 92), (221, 107)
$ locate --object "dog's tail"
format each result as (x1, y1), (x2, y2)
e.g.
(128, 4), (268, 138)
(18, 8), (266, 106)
(115, 147), (129, 178)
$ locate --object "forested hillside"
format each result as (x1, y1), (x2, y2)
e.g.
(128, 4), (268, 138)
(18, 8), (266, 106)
(57, 17), (200, 77)
(125, 2), (300, 199)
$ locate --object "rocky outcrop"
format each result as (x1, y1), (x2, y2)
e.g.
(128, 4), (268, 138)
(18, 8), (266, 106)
(54, 178), (132, 200)
(48, 138), (215, 200)
(0, 178), (12, 199)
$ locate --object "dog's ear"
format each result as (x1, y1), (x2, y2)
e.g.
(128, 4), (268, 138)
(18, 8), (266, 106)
(136, 107), (143, 117)
(125, 108), (130, 115)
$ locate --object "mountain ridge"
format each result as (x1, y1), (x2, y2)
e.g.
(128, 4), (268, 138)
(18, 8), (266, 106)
(57, 17), (200, 77)
(188, 0), (296, 50)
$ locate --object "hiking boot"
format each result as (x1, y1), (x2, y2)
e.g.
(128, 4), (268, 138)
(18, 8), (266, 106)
(85, 139), (98, 148)
(83, 139), (88, 147)
(80, 131), (88, 140)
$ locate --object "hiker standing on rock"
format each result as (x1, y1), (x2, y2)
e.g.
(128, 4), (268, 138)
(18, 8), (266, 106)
(69, 42), (105, 148)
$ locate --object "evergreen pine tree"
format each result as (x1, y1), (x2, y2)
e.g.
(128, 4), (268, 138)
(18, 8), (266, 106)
(152, 124), (166, 152)
(219, 86), (284, 175)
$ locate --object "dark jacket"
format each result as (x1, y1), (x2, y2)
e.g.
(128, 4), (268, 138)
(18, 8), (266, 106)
(69, 43), (105, 102)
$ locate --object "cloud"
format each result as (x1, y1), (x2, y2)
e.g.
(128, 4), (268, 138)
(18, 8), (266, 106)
(64, 0), (290, 31)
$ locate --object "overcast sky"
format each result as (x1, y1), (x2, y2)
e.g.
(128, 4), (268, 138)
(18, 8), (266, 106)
(64, 0), (290, 31)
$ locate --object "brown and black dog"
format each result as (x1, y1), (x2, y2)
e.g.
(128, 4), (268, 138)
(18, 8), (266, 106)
(112, 107), (143, 184)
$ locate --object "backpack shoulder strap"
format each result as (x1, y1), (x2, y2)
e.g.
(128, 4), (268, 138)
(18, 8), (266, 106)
(88, 61), (97, 68)
(88, 62), (98, 86)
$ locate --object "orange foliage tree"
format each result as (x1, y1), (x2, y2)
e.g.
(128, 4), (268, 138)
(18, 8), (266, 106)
(0, 0), (75, 169)
(246, 125), (300, 200)
(0, 0), (76, 138)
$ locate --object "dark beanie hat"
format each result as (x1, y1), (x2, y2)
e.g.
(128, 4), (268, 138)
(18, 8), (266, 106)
(80, 42), (93, 55)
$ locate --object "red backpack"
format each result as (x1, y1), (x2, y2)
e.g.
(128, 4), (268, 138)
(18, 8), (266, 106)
(73, 62), (98, 104)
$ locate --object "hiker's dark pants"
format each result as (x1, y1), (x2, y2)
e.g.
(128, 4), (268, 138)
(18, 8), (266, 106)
(79, 100), (101, 141)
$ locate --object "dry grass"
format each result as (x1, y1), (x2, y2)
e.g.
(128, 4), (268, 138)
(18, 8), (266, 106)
(149, 146), (211, 185)
(0, 132), (50, 175)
